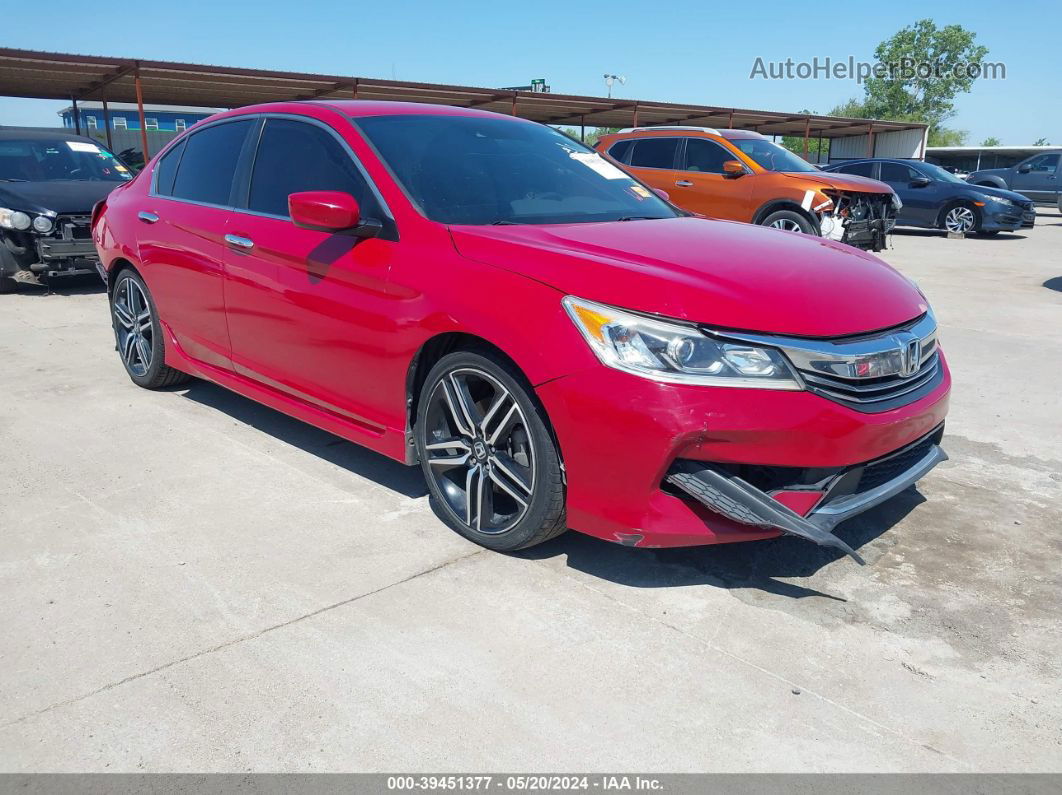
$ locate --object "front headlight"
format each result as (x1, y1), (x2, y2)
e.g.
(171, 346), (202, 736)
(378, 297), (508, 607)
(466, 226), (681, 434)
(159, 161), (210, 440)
(562, 296), (801, 388)
(984, 195), (1014, 208)
(0, 208), (32, 230)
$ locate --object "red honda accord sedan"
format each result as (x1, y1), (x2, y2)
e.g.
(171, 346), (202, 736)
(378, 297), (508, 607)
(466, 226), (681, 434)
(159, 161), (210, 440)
(93, 101), (950, 564)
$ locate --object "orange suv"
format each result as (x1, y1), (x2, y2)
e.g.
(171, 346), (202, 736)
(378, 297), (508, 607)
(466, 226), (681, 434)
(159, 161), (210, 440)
(597, 127), (898, 251)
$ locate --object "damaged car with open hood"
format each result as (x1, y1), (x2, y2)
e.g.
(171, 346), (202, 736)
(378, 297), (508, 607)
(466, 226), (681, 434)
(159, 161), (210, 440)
(93, 101), (949, 564)
(0, 128), (133, 293)
(598, 126), (899, 251)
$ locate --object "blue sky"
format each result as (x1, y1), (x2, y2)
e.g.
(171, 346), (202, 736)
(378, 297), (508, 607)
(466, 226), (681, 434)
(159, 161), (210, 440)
(1, 0), (1057, 145)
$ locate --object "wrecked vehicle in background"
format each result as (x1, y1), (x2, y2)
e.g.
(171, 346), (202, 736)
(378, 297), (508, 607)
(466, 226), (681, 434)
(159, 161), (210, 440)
(598, 126), (898, 251)
(0, 128), (132, 293)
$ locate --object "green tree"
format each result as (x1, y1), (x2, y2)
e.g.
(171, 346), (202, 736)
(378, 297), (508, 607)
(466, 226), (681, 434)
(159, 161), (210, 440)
(927, 127), (968, 147)
(980, 136), (1001, 146)
(779, 109), (829, 161)
(828, 98), (870, 118)
(862, 19), (988, 137)
(1033, 137), (1051, 146)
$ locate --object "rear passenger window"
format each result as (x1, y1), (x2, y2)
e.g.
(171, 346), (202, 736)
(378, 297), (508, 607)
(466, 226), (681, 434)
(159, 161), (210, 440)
(837, 161), (876, 178)
(247, 119), (375, 218)
(629, 138), (679, 169)
(607, 139), (632, 163)
(683, 139), (731, 173)
(153, 139), (185, 196)
(171, 120), (253, 206)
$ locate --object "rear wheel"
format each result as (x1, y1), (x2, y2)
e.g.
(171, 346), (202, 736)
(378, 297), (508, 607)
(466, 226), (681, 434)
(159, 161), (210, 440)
(110, 269), (190, 389)
(761, 209), (816, 235)
(415, 349), (566, 551)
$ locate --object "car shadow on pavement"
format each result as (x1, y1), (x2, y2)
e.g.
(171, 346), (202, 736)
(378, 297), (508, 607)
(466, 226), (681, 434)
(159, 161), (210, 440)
(174, 378), (921, 599)
(177, 380), (428, 499)
(891, 229), (1027, 241)
(1043, 277), (1062, 292)
(517, 490), (925, 601)
(8, 276), (106, 296)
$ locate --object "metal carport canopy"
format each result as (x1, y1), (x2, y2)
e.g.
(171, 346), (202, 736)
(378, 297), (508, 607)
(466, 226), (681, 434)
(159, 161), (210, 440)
(0, 47), (926, 140)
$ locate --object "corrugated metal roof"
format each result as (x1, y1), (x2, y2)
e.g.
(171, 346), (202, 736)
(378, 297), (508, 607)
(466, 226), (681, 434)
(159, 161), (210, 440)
(0, 48), (927, 138)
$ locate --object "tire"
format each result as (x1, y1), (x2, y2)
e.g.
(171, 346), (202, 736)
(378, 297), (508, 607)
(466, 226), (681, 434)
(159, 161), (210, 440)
(415, 348), (566, 551)
(110, 268), (191, 389)
(0, 276), (15, 294)
(941, 202), (981, 234)
(761, 209), (816, 235)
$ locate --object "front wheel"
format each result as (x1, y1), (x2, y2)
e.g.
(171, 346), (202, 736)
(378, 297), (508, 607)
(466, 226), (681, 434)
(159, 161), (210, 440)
(761, 210), (816, 235)
(110, 269), (191, 389)
(942, 203), (980, 233)
(415, 349), (566, 551)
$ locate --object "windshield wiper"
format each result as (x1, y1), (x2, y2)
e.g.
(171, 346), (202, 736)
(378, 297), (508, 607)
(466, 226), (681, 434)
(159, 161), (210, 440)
(615, 215), (663, 222)
(0, 178), (29, 182)
(489, 219), (520, 225)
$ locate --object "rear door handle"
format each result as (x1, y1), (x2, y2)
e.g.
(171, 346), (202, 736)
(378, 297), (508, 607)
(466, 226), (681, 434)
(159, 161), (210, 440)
(675, 180), (693, 187)
(224, 233), (254, 250)
(138, 211), (159, 224)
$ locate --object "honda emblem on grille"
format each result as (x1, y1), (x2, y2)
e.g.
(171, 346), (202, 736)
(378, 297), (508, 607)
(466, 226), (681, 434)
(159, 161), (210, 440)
(896, 334), (921, 378)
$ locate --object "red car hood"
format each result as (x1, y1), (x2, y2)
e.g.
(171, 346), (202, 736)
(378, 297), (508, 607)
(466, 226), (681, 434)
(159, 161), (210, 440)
(450, 217), (926, 337)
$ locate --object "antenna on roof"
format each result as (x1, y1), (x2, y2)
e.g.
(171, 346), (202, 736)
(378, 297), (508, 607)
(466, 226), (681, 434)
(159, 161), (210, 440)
(603, 74), (626, 99)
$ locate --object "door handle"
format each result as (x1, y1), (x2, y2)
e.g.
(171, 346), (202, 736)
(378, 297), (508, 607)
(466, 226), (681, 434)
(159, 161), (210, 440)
(675, 180), (693, 187)
(224, 233), (254, 250)
(137, 211), (159, 224)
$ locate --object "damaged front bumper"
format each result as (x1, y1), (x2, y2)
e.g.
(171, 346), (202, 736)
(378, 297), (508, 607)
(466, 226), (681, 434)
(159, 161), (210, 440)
(665, 427), (947, 564)
(816, 191), (897, 252)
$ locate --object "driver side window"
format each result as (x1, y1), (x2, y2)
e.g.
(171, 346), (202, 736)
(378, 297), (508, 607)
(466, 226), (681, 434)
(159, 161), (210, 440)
(1025, 154), (1059, 174)
(682, 139), (732, 174)
(247, 118), (376, 218)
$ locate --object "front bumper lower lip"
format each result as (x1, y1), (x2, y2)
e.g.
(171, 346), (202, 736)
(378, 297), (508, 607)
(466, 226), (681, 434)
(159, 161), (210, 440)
(666, 444), (948, 564)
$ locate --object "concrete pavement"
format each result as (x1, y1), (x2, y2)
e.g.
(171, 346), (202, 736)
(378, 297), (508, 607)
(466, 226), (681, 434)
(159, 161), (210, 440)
(1, 215), (1059, 772)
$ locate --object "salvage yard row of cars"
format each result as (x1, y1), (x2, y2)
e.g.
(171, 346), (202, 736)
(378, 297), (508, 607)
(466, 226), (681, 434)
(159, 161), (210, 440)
(0, 102), (1051, 566)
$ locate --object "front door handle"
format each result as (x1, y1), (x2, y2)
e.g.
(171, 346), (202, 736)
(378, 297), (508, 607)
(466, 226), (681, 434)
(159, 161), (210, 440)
(224, 233), (254, 250)
(675, 180), (693, 187)
(138, 211), (159, 224)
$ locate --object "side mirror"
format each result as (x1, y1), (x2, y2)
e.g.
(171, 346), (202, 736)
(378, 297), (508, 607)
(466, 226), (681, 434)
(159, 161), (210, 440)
(722, 160), (745, 178)
(652, 188), (670, 202)
(910, 176), (931, 188)
(289, 191), (378, 236)
(1017, 163), (1032, 173)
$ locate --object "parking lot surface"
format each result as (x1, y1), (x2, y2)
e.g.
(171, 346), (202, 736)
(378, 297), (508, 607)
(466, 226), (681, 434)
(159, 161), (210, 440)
(1, 217), (1060, 772)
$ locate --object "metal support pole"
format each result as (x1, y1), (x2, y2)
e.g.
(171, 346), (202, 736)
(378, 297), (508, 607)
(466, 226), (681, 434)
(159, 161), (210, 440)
(728, 110), (733, 129)
(102, 97), (113, 150)
(135, 67), (150, 162)
(580, 116), (585, 143)
(632, 103), (639, 128)
(71, 97), (81, 135)
(865, 124), (875, 158)
(511, 92), (517, 116)
(802, 116), (810, 159)
(352, 78), (359, 100)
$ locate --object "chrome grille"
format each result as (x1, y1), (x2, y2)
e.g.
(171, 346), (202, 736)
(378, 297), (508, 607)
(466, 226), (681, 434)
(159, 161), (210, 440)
(799, 350), (941, 405)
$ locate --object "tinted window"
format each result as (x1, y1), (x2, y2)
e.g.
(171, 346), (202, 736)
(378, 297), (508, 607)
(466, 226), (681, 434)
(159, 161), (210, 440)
(355, 115), (678, 225)
(683, 138), (732, 173)
(731, 138), (817, 172)
(171, 120), (253, 206)
(837, 161), (876, 178)
(153, 139), (185, 196)
(247, 119), (375, 217)
(1026, 154), (1059, 173)
(607, 139), (632, 163)
(879, 162), (919, 183)
(629, 138), (679, 169)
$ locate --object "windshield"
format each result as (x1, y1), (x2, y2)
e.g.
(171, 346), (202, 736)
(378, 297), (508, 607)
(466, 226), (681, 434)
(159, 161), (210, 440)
(919, 163), (967, 184)
(0, 138), (133, 183)
(730, 138), (818, 173)
(354, 115), (679, 225)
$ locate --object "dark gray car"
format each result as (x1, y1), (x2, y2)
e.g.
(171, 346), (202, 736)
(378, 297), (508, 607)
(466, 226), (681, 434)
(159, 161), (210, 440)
(967, 150), (1061, 204)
